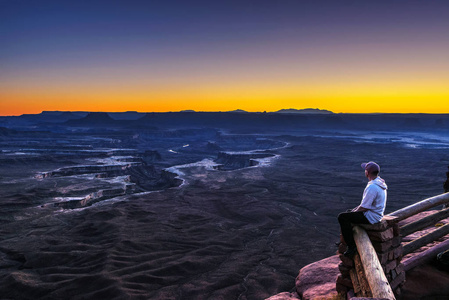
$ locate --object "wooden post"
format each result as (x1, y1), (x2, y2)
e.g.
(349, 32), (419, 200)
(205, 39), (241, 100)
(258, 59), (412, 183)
(403, 238), (449, 271)
(353, 254), (372, 297)
(403, 223), (449, 256)
(388, 192), (449, 221)
(349, 268), (362, 295)
(400, 207), (449, 236)
(353, 226), (396, 300)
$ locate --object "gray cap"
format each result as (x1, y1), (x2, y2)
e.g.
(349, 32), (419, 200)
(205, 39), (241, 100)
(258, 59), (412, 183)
(361, 161), (380, 173)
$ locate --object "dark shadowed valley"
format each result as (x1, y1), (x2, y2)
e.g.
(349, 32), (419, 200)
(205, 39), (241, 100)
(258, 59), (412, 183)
(1, 111), (449, 299)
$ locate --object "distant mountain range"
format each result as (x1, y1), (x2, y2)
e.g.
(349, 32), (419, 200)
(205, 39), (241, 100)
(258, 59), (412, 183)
(1, 110), (448, 132)
(274, 108), (333, 114)
(176, 108), (334, 114)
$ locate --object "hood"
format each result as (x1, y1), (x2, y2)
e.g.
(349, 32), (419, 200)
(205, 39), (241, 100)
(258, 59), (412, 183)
(371, 176), (388, 190)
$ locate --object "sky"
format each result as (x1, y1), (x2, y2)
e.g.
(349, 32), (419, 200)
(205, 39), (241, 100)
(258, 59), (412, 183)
(1, 0), (449, 116)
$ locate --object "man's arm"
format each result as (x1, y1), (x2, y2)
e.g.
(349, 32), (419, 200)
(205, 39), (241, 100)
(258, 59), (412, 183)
(352, 205), (369, 212)
(357, 184), (377, 212)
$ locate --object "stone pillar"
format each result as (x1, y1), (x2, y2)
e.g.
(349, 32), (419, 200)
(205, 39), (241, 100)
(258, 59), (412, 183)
(336, 216), (406, 299)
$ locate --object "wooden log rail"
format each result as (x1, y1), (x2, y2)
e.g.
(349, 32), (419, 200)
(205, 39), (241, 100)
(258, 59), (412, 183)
(337, 217), (401, 299)
(403, 223), (449, 256)
(403, 239), (449, 271)
(353, 226), (396, 300)
(388, 192), (449, 221)
(388, 192), (449, 272)
(400, 207), (449, 237)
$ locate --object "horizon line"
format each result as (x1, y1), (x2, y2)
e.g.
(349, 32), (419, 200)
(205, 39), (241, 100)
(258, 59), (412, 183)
(3, 108), (449, 117)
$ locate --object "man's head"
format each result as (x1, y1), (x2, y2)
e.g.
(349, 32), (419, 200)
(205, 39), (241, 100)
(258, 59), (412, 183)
(361, 161), (380, 179)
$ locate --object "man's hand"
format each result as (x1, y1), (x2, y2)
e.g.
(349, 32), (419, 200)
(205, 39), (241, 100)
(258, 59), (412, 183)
(353, 206), (368, 212)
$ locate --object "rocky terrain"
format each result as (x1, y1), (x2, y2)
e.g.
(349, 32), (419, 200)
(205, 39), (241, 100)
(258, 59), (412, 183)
(0, 112), (448, 299)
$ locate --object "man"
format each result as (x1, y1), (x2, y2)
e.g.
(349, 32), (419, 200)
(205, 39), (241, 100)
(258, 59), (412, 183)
(338, 161), (388, 257)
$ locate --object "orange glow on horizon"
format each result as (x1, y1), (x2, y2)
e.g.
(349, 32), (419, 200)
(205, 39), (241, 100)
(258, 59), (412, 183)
(1, 84), (448, 116)
(2, 45), (448, 116)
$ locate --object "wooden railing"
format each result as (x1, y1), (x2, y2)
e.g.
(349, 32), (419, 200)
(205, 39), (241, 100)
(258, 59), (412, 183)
(337, 192), (449, 300)
(352, 225), (396, 299)
(388, 192), (449, 221)
(390, 193), (449, 272)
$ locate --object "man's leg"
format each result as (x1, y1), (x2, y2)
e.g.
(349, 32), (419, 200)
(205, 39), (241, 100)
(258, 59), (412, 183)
(338, 211), (370, 256)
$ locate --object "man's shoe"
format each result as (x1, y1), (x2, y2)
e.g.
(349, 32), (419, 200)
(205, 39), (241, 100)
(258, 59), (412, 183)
(343, 246), (357, 258)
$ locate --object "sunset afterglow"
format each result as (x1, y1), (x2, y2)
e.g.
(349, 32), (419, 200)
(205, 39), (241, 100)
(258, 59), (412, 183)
(1, 1), (448, 116)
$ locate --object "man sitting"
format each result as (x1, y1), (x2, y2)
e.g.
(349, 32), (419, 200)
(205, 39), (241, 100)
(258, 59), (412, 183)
(338, 161), (388, 257)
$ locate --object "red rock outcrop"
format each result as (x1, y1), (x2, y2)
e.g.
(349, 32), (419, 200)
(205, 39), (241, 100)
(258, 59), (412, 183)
(265, 255), (341, 300)
(295, 255), (341, 300)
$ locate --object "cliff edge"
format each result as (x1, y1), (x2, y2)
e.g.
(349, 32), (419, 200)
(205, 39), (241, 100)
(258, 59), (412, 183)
(266, 255), (340, 300)
(267, 210), (449, 300)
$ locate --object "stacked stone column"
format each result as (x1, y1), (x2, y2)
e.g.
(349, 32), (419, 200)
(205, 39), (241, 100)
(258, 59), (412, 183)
(336, 216), (406, 299)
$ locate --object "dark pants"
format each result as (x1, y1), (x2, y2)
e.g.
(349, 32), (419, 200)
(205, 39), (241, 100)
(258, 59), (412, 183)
(338, 211), (370, 248)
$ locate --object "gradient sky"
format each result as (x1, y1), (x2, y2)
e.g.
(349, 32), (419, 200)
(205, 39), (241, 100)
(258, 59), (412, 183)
(1, 0), (449, 115)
